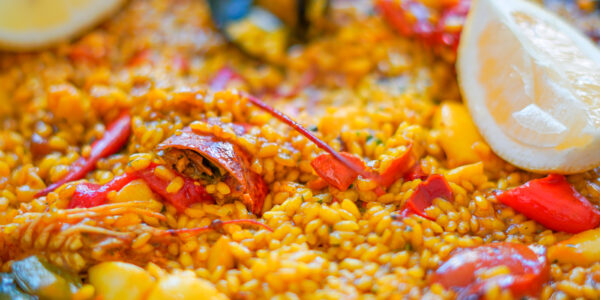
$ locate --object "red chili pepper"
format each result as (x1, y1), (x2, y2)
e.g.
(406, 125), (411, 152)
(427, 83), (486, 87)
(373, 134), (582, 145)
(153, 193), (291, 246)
(431, 242), (549, 299)
(310, 152), (366, 191)
(68, 172), (139, 208)
(137, 164), (213, 212)
(36, 111), (132, 197)
(402, 174), (452, 220)
(497, 174), (600, 233)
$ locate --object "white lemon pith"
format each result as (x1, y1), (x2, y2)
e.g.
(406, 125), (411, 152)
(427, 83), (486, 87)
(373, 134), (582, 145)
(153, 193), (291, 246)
(457, 0), (600, 173)
(0, 0), (125, 50)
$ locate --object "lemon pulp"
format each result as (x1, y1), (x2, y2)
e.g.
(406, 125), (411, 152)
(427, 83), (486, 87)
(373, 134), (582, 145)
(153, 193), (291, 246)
(458, 0), (600, 173)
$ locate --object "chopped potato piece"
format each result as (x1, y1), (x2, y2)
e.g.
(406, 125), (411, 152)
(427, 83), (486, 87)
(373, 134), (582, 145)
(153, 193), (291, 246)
(89, 261), (154, 300)
(207, 236), (234, 272)
(146, 271), (227, 300)
(113, 179), (159, 203)
(548, 228), (600, 266)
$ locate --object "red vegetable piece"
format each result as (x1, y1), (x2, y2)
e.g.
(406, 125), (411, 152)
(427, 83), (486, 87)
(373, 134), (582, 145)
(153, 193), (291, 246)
(127, 49), (153, 67)
(67, 164), (214, 211)
(377, 0), (425, 36)
(404, 163), (428, 181)
(435, 0), (470, 50)
(138, 164), (213, 212)
(68, 172), (139, 208)
(158, 128), (267, 214)
(497, 174), (600, 233)
(36, 111), (132, 197)
(403, 174), (452, 220)
(377, 0), (471, 51)
(378, 144), (416, 187)
(172, 54), (189, 72)
(69, 183), (104, 208)
(310, 152), (366, 191)
(431, 242), (549, 299)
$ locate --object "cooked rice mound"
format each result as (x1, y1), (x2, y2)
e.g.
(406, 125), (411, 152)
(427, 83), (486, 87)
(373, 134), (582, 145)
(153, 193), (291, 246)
(1, 0), (600, 299)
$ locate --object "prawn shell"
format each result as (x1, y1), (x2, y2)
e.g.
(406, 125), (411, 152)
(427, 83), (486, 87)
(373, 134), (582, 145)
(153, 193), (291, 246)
(158, 128), (268, 215)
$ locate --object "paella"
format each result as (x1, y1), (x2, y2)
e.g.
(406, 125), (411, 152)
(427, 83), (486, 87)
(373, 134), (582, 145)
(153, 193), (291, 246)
(1, 0), (600, 299)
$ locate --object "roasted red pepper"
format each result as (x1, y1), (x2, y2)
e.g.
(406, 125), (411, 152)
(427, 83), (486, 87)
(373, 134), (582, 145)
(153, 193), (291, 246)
(310, 145), (415, 191)
(497, 174), (600, 233)
(378, 144), (416, 187)
(310, 152), (366, 191)
(68, 164), (213, 211)
(431, 242), (549, 299)
(403, 163), (428, 181)
(68, 172), (139, 208)
(376, 0), (470, 52)
(137, 164), (213, 212)
(402, 174), (452, 220)
(36, 111), (132, 197)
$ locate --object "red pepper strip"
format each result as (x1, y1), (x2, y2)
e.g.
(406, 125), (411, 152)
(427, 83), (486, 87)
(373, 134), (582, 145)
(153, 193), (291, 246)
(377, 0), (436, 38)
(378, 144), (416, 187)
(311, 148), (416, 192)
(68, 172), (139, 208)
(403, 174), (452, 220)
(137, 163), (214, 212)
(127, 49), (153, 67)
(210, 67), (244, 91)
(376, 0), (470, 51)
(36, 111), (132, 197)
(436, 0), (470, 51)
(431, 242), (549, 299)
(157, 129), (266, 214)
(403, 163), (428, 181)
(497, 174), (600, 234)
(68, 164), (213, 211)
(310, 152), (366, 191)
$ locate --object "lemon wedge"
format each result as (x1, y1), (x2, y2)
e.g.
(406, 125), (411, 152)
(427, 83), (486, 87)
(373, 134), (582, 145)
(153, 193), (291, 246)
(457, 0), (600, 173)
(0, 0), (125, 51)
